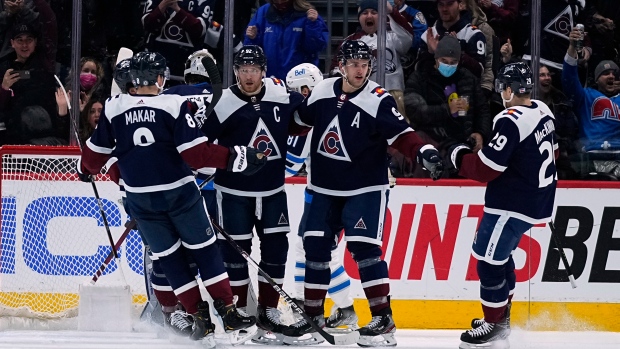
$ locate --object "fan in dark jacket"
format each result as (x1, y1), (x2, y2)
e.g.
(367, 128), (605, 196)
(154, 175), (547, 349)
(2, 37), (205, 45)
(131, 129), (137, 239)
(402, 36), (491, 178)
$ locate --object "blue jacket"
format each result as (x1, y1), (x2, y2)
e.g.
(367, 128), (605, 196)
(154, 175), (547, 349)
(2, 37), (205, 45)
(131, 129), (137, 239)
(244, 4), (328, 80)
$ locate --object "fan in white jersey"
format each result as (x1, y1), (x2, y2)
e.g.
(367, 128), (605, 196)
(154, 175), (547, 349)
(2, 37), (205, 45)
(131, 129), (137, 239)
(285, 63), (359, 333)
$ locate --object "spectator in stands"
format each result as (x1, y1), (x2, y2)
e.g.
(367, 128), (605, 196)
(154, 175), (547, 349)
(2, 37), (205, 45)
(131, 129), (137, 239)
(244, 0), (328, 80)
(20, 105), (67, 145)
(65, 57), (106, 112)
(463, 0), (495, 97)
(539, 65), (579, 179)
(583, 3), (620, 83)
(142, 0), (213, 81)
(0, 22), (61, 145)
(418, 0), (487, 80)
(329, 0), (413, 120)
(78, 96), (104, 145)
(475, 0), (518, 45)
(563, 26), (620, 154)
(394, 0), (428, 79)
(0, 0), (38, 63)
(403, 35), (490, 178)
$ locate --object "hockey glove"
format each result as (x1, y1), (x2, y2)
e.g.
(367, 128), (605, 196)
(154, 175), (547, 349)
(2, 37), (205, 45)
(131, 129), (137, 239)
(416, 145), (444, 180)
(228, 145), (267, 176)
(446, 143), (473, 173)
(75, 159), (93, 183)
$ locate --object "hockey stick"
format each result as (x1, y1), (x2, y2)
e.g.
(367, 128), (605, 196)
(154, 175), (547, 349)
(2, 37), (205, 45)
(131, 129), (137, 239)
(55, 75), (119, 259)
(200, 55), (222, 118)
(548, 221), (577, 289)
(210, 219), (360, 346)
(91, 175), (216, 286)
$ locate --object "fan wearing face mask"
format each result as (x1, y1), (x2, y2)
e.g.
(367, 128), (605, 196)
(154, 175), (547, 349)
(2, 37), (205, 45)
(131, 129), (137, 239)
(403, 35), (491, 178)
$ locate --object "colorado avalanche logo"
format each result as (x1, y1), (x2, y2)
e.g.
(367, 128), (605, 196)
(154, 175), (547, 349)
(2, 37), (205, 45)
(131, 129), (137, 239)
(544, 6), (573, 40)
(317, 116), (351, 161)
(591, 97), (620, 121)
(250, 119), (281, 160)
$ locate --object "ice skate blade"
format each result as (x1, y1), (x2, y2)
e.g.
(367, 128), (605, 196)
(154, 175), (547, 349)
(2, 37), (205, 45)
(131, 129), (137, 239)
(357, 332), (397, 347)
(459, 338), (510, 349)
(251, 328), (286, 345)
(325, 324), (360, 333)
(283, 332), (325, 346)
(229, 324), (258, 345)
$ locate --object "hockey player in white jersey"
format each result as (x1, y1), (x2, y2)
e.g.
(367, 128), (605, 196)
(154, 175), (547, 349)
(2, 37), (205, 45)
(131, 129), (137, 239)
(284, 40), (444, 347)
(447, 62), (558, 349)
(78, 51), (265, 347)
(285, 63), (359, 332)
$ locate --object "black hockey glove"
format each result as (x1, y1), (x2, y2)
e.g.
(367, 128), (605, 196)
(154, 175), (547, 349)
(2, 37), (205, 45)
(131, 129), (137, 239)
(75, 159), (93, 183)
(228, 145), (268, 176)
(446, 143), (473, 173)
(416, 145), (444, 180)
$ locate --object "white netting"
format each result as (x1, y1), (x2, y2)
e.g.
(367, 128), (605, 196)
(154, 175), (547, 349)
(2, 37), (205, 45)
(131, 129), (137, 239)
(0, 146), (146, 319)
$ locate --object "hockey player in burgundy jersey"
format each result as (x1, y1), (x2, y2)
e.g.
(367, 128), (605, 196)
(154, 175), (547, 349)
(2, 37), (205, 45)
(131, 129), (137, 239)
(285, 63), (360, 333)
(199, 45), (307, 345)
(77, 51), (265, 346)
(447, 62), (558, 349)
(284, 40), (444, 347)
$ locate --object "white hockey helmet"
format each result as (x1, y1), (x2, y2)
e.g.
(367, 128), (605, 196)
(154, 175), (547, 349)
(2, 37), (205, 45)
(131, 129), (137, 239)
(286, 63), (323, 94)
(184, 49), (216, 80)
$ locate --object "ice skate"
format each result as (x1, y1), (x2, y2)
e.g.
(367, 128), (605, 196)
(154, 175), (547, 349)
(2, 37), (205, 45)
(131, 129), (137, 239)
(163, 308), (194, 337)
(460, 318), (510, 349)
(281, 314), (325, 345)
(213, 298), (258, 345)
(471, 303), (512, 333)
(325, 304), (359, 333)
(356, 308), (397, 347)
(252, 305), (287, 345)
(190, 301), (216, 348)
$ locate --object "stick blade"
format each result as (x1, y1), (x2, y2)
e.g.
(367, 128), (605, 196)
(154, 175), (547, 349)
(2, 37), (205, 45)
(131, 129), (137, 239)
(111, 47), (134, 96)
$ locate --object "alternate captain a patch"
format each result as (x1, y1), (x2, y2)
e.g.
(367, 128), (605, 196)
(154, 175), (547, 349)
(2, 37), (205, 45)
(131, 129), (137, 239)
(250, 118), (282, 160)
(317, 116), (351, 161)
(371, 86), (388, 97)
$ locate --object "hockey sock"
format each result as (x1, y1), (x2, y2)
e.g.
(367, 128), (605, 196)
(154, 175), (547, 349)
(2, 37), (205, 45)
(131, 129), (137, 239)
(258, 234), (288, 308)
(506, 256), (516, 305)
(156, 247), (202, 313)
(303, 235), (333, 316)
(151, 258), (178, 307)
(478, 260), (509, 323)
(212, 238), (252, 306)
(328, 246), (354, 309)
(294, 237), (306, 300)
(349, 242), (390, 315)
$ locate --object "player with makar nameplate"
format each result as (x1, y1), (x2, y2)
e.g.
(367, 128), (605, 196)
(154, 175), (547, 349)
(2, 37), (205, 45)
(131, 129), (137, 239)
(198, 45), (308, 345)
(446, 62), (558, 349)
(283, 40), (444, 347)
(77, 51), (266, 347)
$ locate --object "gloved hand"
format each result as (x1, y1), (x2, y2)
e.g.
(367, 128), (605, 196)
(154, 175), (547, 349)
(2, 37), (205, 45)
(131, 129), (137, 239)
(76, 159), (93, 183)
(227, 145), (267, 176)
(446, 143), (473, 173)
(416, 145), (444, 180)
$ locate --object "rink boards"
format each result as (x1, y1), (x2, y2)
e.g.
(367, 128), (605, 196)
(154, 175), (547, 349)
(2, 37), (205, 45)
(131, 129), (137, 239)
(1, 177), (619, 330)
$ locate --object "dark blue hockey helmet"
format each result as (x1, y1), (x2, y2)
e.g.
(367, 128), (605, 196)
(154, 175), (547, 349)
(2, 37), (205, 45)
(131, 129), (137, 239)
(234, 45), (267, 71)
(337, 40), (372, 64)
(114, 58), (133, 94)
(495, 62), (534, 94)
(130, 51), (170, 87)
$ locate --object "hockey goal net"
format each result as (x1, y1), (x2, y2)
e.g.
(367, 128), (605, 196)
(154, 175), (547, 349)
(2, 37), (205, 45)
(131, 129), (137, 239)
(0, 145), (146, 319)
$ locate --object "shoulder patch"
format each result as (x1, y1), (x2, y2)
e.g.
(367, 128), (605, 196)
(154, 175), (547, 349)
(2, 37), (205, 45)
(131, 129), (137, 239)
(371, 86), (388, 97)
(415, 11), (426, 26)
(502, 108), (523, 119)
(270, 77), (285, 87)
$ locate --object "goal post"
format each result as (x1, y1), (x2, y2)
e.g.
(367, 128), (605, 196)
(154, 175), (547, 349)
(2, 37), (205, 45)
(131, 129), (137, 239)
(0, 145), (146, 319)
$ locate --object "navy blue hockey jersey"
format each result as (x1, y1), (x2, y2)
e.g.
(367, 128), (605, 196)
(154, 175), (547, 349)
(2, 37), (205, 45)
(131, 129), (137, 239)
(201, 78), (305, 196)
(479, 100), (558, 223)
(163, 83), (213, 108)
(298, 78), (414, 195)
(83, 93), (214, 193)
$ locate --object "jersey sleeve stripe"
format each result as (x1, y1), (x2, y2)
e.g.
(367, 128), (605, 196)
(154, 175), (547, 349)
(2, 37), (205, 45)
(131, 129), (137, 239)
(286, 153), (305, 163)
(478, 151), (507, 172)
(177, 136), (209, 153)
(86, 139), (113, 154)
(387, 128), (413, 145)
(294, 111), (312, 127)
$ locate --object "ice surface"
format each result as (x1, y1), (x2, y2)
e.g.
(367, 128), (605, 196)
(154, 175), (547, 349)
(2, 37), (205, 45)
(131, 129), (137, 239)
(0, 328), (618, 349)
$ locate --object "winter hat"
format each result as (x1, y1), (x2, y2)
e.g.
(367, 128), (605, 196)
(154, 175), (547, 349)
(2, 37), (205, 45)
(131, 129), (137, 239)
(358, 0), (378, 17)
(594, 60), (619, 81)
(434, 36), (461, 60)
